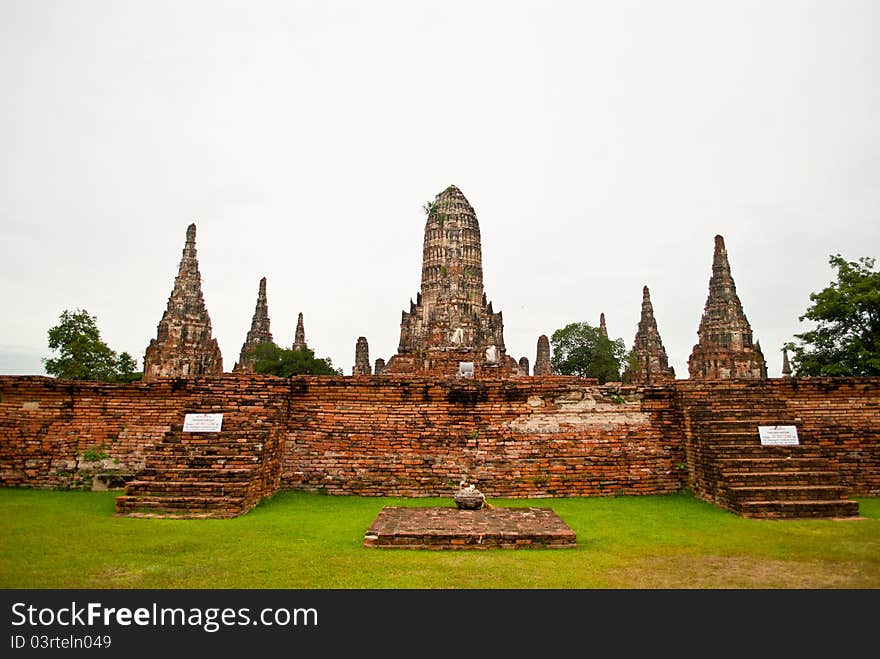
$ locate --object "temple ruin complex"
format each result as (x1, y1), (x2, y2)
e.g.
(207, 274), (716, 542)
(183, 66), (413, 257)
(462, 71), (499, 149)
(140, 192), (773, 386)
(2, 187), (877, 523)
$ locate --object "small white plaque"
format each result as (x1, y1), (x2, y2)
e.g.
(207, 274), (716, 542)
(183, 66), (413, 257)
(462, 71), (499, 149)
(758, 425), (799, 446)
(458, 361), (475, 378)
(183, 413), (223, 433)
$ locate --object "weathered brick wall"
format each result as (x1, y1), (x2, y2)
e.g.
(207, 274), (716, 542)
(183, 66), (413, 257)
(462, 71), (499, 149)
(2, 375), (878, 500)
(0, 376), (288, 499)
(676, 378), (880, 498)
(0, 377), (181, 488)
(283, 376), (685, 497)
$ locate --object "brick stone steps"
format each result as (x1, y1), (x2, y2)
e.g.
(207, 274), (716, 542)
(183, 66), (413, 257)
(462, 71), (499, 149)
(718, 457), (832, 472)
(711, 445), (824, 458)
(692, 436), (769, 445)
(141, 454), (261, 469)
(116, 423), (278, 518)
(115, 494), (247, 516)
(709, 452), (859, 518)
(726, 484), (849, 502)
(125, 480), (251, 497)
(145, 460), (260, 471)
(721, 470), (840, 486)
(150, 443), (267, 455)
(135, 468), (255, 482)
(737, 499), (860, 519)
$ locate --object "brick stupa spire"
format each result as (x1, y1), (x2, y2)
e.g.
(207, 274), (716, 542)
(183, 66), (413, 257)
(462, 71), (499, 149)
(624, 286), (675, 384)
(599, 313), (608, 337)
(353, 336), (371, 375)
(782, 347), (792, 378)
(293, 312), (307, 351)
(143, 223), (223, 381)
(534, 334), (552, 375)
(385, 185), (516, 375)
(688, 235), (767, 380)
(233, 277), (273, 373)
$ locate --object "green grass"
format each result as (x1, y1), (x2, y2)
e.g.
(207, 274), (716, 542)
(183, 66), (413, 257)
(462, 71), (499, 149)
(1, 489), (878, 588)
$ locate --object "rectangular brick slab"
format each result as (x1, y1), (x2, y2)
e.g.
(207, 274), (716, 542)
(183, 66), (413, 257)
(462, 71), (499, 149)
(363, 506), (577, 549)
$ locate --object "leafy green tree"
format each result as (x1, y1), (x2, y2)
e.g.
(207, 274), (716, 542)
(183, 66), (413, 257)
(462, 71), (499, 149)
(550, 322), (626, 383)
(785, 255), (880, 376)
(43, 309), (140, 382)
(250, 343), (341, 377)
(620, 349), (641, 384)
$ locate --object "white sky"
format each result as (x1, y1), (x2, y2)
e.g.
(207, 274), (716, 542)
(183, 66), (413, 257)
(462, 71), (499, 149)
(2, 0), (878, 378)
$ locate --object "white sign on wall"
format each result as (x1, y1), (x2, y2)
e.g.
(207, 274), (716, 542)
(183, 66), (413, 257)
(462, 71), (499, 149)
(758, 425), (799, 446)
(183, 413), (223, 433)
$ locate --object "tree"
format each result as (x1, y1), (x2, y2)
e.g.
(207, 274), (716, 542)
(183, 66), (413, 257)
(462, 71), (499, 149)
(784, 255), (880, 376)
(550, 322), (626, 383)
(250, 343), (341, 377)
(43, 309), (140, 382)
(620, 349), (641, 384)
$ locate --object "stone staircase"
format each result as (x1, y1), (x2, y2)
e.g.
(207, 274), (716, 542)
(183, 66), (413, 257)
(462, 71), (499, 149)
(687, 402), (859, 519)
(116, 424), (278, 518)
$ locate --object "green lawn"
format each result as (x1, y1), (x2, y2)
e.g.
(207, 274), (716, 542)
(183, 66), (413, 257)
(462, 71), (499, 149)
(1, 489), (878, 588)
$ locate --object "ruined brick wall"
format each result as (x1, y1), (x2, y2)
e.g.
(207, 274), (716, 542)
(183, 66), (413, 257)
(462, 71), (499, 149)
(0, 376), (288, 501)
(0, 377), (180, 488)
(2, 375), (877, 501)
(283, 376), (685, 497)
(676, 378), (880, 498)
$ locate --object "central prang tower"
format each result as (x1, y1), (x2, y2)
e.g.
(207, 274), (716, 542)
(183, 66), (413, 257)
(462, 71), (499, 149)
(385, 185), (516, 376)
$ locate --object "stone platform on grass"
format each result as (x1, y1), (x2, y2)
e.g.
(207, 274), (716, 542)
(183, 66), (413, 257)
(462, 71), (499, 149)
(363, 506), (577, 549)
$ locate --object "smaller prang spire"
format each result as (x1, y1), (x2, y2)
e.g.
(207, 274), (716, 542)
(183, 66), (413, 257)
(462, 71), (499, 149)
(782, 347), (792, 378)
(599, 313), (608, 338)
(624, 286), (675, 384)
(143, 223), (223, 381)
(353, 337), (371, 375)
(755, 340), (768, 379)
(688, 235), (767, 380)
(293, 312), (307, 351)
(233, 277), (274, 373)
(534, 334), (551, 375)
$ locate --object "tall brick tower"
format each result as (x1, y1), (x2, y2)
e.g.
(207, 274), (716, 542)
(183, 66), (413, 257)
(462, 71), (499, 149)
(688, 235), (766, 380)
(232, 277), (273, 373)
(143, 223), (223, 381)
(624, 286), (675, 384)
(385, 185), (516, 376)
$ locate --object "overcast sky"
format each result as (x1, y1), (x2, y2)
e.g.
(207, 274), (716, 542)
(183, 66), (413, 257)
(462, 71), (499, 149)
(2, 0), (878, 378)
